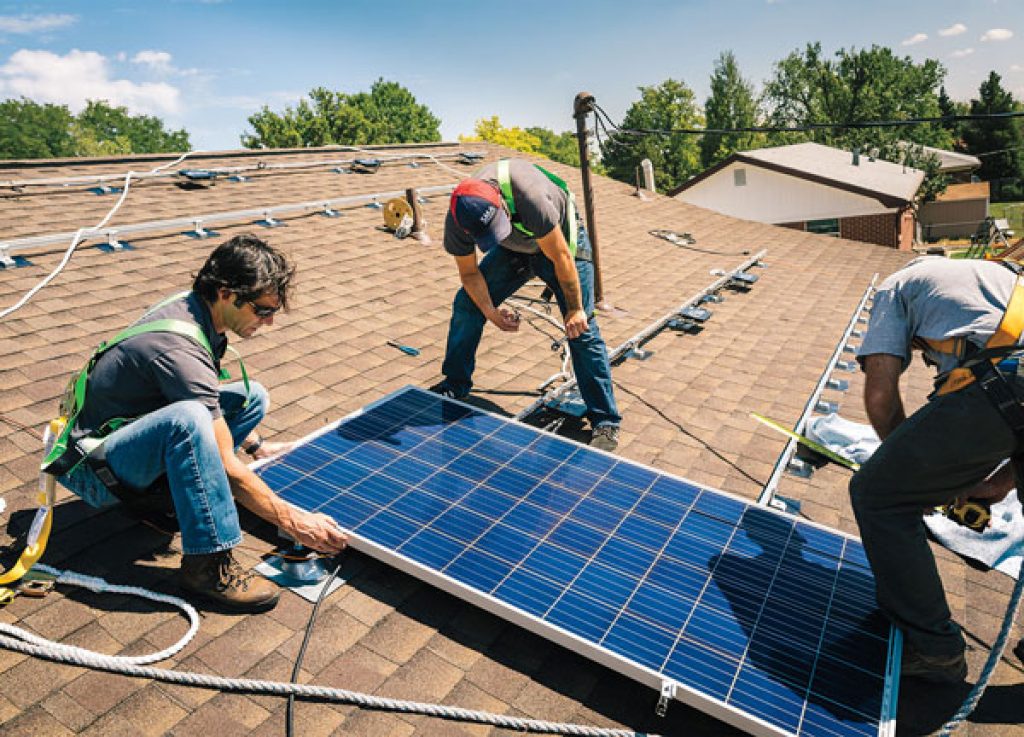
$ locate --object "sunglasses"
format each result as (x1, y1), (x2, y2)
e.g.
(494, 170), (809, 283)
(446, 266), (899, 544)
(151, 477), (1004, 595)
(247, 299), (282, 318)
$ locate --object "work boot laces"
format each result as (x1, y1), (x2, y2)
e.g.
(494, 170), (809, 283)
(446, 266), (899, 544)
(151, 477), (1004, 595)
(214, 551), (253, 593)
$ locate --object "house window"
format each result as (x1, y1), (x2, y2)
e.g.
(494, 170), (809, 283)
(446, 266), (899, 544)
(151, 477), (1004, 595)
(733, 168), (746, 186)
(807, 218), (840, 237)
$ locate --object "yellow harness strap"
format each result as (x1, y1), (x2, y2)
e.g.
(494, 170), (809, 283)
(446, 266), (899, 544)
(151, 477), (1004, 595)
(935, 276), (1024, 396)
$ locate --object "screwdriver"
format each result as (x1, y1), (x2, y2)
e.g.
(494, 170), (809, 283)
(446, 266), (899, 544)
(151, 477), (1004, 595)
(386, 340), (420, 357)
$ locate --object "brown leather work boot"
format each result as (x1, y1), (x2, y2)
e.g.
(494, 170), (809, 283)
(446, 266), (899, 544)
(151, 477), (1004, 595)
(179, 549), (280, 613)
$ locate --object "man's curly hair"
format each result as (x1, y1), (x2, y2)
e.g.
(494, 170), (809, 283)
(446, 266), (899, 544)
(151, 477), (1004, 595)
(192, 234), (295, 310)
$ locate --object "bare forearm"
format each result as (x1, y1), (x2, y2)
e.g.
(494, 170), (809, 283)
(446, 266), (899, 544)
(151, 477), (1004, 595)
(862, 353), (906, 440)
(460, 269), (497, 318)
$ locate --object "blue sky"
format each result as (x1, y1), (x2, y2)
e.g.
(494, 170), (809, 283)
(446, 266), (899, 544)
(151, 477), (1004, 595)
(0, 0), (1021, 151)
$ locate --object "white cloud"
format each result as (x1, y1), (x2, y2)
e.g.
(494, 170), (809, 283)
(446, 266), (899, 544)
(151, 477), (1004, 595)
(902, 33), (928, 46)
(981, 28), (1014, 41)
(132, 50), (173, 73)
(951, 48), (975, 58)
(0, 49), (181, 115)
(939, 23), (967, 37)
(115, 51), (127, 63)
(1012, 64), (1023, 72)
(0, 13), (76, 34)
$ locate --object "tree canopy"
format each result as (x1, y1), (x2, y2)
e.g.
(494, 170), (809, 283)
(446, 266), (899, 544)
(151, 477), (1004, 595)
(460, 116), (582, 168)
(0, 98), (189, 159)
(599, 78), (703, 193)
(961, 71), (1024, 201)
(242, 79), (441, 148)
(700, 51), (763, 168)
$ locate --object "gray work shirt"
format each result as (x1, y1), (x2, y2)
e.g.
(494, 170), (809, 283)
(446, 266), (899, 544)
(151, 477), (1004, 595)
(74, 291), (227, 440)
(443, 159), (569, 257)
(858, 256), (1018, 376)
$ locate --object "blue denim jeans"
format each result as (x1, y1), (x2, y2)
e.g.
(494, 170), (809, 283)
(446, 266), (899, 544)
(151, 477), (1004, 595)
(59, 381), (268, 555)
(441, 228), (621, 427)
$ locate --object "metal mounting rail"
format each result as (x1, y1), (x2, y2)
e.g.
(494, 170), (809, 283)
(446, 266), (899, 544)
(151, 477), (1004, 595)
(515, 250), (768, 421)
(756, 274), (878, 507)
(0, 184), (455, 261)
(0, 150), (477, 190)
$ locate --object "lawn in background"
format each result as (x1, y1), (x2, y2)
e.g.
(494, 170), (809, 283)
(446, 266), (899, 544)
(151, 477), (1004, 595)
(991, 202), (1024, 234)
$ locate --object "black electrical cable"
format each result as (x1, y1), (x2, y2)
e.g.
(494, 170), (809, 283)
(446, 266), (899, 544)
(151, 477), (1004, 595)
(592, 101), (1024, 137)
(285, 556), (344, 737)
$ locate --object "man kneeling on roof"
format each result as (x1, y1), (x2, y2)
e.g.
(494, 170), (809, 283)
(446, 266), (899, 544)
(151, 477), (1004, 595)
(851, 255), (1023, 683)
(432, 158), (622, 451)
(48, 234), (348, 612)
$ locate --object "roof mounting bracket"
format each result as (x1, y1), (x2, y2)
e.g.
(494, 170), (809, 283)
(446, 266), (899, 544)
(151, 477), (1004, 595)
(815, 399), (839, 414)
(408, 161), (420, 169)
(826, 378), (850, 392)
(787, 457), (814, 478)
(351, 158), (381, 174)
(850, 329), (864, 339)
(666, 318), (698, 333)
(700, 293), (725, 304)
(754, 259), (768, 268)
(88, 185), (123, 196)
(842, 344), (858, 354)
(729, 271), (759, 286)
(332, 166), (348, 174)
(835, 360), (858, 372)
(679, 306), (712, 322)
(857, 314), (869, 324)
(0, 248), (29, 269)
(459, 152), (484, 164)
(227, 174), (248, 183)
(255, 210), (284, 228)
(768, 495), (803, 515)
(183, 219), (219, 239)
(97, 230), (132, 253)
(656, 680), (678, 717)
(365, 199), (383, 210)
(321, 203), (341, 218)
(543, 386), (588, 418)
(179, 169), (218, 182)
(625, 344), (654, 361)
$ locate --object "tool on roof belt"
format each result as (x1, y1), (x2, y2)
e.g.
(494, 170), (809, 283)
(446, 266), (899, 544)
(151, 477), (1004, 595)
(382, 197), (415, 239)
(751, 412), (860, 471)
(650, 229), (696, 246)
(386, 340), (420, 357)
(939, 498), (993, 532)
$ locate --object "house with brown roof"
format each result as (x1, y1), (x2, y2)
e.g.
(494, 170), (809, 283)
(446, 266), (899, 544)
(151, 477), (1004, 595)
(0, 141), (1020, 737)
(669, 142), (924, 250)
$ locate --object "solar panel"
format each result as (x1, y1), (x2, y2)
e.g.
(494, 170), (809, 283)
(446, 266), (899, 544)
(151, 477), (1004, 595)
(256, 386), (899, 737)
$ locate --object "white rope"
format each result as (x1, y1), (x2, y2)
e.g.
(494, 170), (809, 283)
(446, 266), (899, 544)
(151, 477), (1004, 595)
(1, 564), (199, 666)
(0, 627), (652, 736)
(0, 151), (195, 321)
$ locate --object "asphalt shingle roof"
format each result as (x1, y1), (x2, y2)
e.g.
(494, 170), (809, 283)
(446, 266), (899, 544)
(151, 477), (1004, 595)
(0, 142), (1020, 736)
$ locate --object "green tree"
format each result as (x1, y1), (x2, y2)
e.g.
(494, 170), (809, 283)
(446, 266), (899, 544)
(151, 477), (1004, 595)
(763, 43), (951, 151)
(0, 98), (75, 159)
(600, 78), (703, 193)
(701, 51), (764, 168)
(242, 79), (440, 148)
(0, 98), (188, 159)
(526, 127), (581, 167)
(460, 116), (541, 153)
(961, 71), (1024, 201)
(75, 100), (190, 154)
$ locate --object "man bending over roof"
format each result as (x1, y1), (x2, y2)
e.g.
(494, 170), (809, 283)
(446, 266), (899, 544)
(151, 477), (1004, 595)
(851, 255), (1021, 683)
(433, 158), (622, 451)
(52, 235), (348, 612)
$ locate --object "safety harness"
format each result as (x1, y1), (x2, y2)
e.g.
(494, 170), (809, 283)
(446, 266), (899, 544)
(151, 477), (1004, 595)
(920, 264), (1024, 529)
(496, 159), (579, 259)
(1, 293), (247, 588)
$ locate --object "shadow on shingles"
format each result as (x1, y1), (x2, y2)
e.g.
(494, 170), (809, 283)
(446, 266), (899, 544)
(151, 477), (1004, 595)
(896, 676), (1024, 735)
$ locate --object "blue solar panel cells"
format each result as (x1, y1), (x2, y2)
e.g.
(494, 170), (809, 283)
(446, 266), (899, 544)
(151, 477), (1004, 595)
(259, 387), (891, 737)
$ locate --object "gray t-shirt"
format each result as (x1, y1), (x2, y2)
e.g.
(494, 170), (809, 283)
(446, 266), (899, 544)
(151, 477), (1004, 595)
(74, 291), (228, 439)
(443, 159), (568, 257)
(858, 256), (1018, 375)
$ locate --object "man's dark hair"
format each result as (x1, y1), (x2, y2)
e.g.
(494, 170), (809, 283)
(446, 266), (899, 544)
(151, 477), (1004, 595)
(192, 234), (296, 309)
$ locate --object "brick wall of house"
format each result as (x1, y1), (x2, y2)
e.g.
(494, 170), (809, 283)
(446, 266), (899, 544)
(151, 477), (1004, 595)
(840, 213), (899, 248)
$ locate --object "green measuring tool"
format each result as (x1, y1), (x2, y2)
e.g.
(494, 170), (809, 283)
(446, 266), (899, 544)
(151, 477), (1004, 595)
(750, 412), (860, 471)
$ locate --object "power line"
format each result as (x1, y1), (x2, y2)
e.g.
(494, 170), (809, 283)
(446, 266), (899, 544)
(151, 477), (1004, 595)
(592, 102), (1024, 137)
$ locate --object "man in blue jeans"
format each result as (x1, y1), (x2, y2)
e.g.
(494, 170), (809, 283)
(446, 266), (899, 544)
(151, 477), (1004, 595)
(434, 158), (622, 450)
(57, 235), (347, 612)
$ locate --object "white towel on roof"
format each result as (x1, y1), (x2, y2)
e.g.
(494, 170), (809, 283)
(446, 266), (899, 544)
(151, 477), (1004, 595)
(805, 413), (1024, 580)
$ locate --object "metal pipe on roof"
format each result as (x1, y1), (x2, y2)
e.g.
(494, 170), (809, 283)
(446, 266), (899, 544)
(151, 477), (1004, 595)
(515, 250), (768, 422)
(0, 185), (455, 259)
(574, 92), (607, 307)
(756, 275), (878, 507)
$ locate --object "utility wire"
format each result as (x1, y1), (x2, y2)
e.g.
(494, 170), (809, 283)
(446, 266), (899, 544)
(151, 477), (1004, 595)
(592, 102), (1024, 137)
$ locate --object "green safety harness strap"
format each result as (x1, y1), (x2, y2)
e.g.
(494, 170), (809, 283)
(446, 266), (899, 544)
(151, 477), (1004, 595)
(496, 159), (578, 258)
(42, 293), (249, 474)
